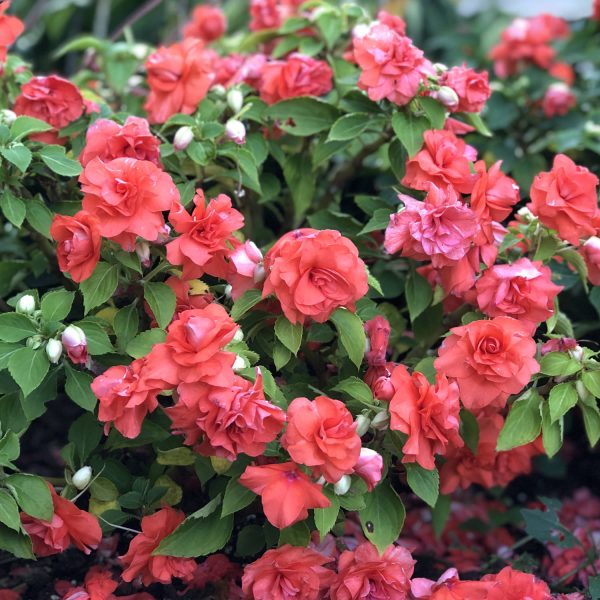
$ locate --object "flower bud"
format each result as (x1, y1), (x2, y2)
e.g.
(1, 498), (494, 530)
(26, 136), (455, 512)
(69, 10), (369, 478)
(433, 62), (448, 74)
(211, 84), (226, 97)
(225, 119), (246, 145)
(62, 325), (88, 365)
(72, 466), (92, 490)
(173, 126), (194, 151)
(232, 354), (247, 372)
(352, 23), (370, 39)
(210, 456), (232, 474)
(569, 345), (584, 362)
(0, 109), (17, 126)
(372, 375), (395, 402)
(585, 121), (600, 136)
(517, 206), (535, 222)
(224, 284), (233, 299)
(576, 380), (589, 401)
(135, 241), (152, 267)
(45, 338), (63, 364)
(371, 410), (390, 430)
(253, 264), (266, 284)
(16, 294), (36, 315)
(355, 414), (371, 437)
(227, 88), (244, 114)
(26, 335), (44, 350)
(334, 474), (352, 496)
(354, 448), (384, 491)
(434, 86), (459, 109)
(233, 329), (244, 343)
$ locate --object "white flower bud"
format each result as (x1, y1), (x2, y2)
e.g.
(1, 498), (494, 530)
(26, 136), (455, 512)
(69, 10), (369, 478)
(224, 284), (233, 299)
(434, 86), (459, 109)
(233, 329), (244, 343)
(352, 23), (370, 39)
(371, 410), (390, 431)
(334, 474), (352, 496)
(585, 121), (600, 136)
(132, 43), (149, 60)
(211, 84), (226, 97)
(72, 466), (92, 490)
(355, 415), (371, 437)
(16, 294), (36, 315)
(135, 241), (152, 267)
(173, 126), (194, 152)
(569, 345), (584, 362)
(45, 339), (63, 364)
(227, 88), (244, 114)
(433, 62), (448, 74)
(225, 119), (246, 145)
(232, 355), (247, 372)
(0, 109), (17, 126)
(62, 325), (86, 348)
(517, 207), (535, 222)
(316, 476), (326, 485)
(253, 264), (266, 284)
(364, 337), (371, 355)
(26, 335), (44, 350)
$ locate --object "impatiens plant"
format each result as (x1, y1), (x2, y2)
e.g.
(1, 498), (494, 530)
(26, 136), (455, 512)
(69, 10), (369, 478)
(1, 0), (600, 598)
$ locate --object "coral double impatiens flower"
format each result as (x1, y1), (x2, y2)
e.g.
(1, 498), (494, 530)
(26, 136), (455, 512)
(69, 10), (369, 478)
(167, 371), (285, 460)
(0, 1), (23, 63)
(263, 228), (369, 325)
(389, 365), (462, 470)
(121, 507), (196, 585)
(434, 316), (539, 412)
(282, 395), (361, 483)
(239, 462), (330, 529)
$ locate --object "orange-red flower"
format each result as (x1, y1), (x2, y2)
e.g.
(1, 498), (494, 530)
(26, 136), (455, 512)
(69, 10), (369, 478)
(50, 210), (101, 283)
(434, 316), (539, 412)
(21, 485), (102, 557)
(482, 566), (552, 600)
(144, 39), (216, 124)
(470, 160), (520, 224)
(242, 544), (335, 600)
(239, 462), (330, 529)
(389, 365), (462, 470)
(183, 5), (227, 42)
(167, 371), (285, 460)
(263, 228), (368, 325)
(0, 1), (24, 63)
(121, 507), (196, 585)
(282, 395), (361, 483)
(527, 154), (599, 246)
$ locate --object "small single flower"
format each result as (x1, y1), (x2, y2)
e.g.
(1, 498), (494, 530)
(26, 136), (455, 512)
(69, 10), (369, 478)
(16, 294), (36, 315)
(72, 466), (92, 490)
(174, 126), (194, 151)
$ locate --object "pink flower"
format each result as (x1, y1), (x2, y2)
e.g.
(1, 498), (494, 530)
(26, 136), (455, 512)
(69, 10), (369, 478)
(385, 186), (479, 267)
(226, 240), (265, 300)
(353, 23), (431, 106)
(471, 160), (520, 223)
(79, 117), (161, 167)
(61, 325), (88, 365)
(353, 448), (383, 491)
(542, 83), (576, 117)
(581, 236), (600, 286)
(438, 64), (491, 113)
(474, 258), (562, 332)
(364, 316), (390, 367)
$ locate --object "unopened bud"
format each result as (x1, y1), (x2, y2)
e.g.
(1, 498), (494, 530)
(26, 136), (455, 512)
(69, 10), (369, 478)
(584, 121), (600, 136)
(173, 126), (194, 151)
(224, 284), (233, 299)
(72, 466), (92, 490)
(352, 23), (370, 38)
(433, 62), (448, 74)
(62, 325), (86, 348)
(227, 88), (244, 114)
(210, 456), (232, 474)
(517, 206), (535, 222)
(233, 329), (244, 343)
(355, 414), (371, 437)
(253, 264), (266, 284)
(45, 338), (63, 364)
(26, 335), (44, 350)
(232, 355), (247, 372)
(0, 109), (17, 126)
(434, 86), (459, 109)
(334, 474), (352, 496)
(16, 294), (36, 315)
(569, 345), (584, 362)
(211, 84), (226, 97)
(135, 241), (152, 267)
(225, 119), (246, 145)
(371, 410), (390, 430)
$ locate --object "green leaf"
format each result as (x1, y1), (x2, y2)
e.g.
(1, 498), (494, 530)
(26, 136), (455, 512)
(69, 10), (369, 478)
(332, 376), (374, 405)
(0, 189), (26, 227)
(222, 478), (256, 517)
(236, 524), (265, 557)
(405, 272), (433, 322)
(358, 208), (393, 236)
(0, 431), (19, 469)
(5, 473), (53, 520)
(0, 489), (21, 531)
(274, 316), (303, 355)
(266, 98), (340, 136)
(68, 413), (103, 464)
(10, 115), (53, 141)
(220, 145), (262, 194)
(522, 499), (577, 548)
(8, 348), (49, 398)
(231, 289), (263, 322)
(154, 507), (233, 557)
(359, 482), (406, 553)
(314, 491), (340, 539)
(278, 521), (311, 546)
(548, 381), (578, 422)
(330, 308), (366, 369)
(496, 390), (542, 451)
(26, 197), (53, 238)
(273, 341), (291, 371)
(76, 320), (113, 355)
(328, 113), (375, 141)
(460, 409), (480, 453)
(79, 263), (119, 314)
(391, 112), (429, 157)
(582, 370), (600, 398)
(589, 575), (600, 600)
(126, 328), (166, 359)
(316, 10), (342, 48)
(0, 313), (37, 342)
(540, 401), (563, 458)
(463, 112), (492, 137)
(113, 303), (140, 350)
(405, 464), (439, 508)
(37, 145), (82, 177)
(65, 364), (97, 412)
(41, 289), (75, 322)
(419, 97), (446, 129)
(283, 154), (316, 224)
(156, 447), (196, 466)
(533, 236), (559, 262)
(580, 397), (600, 447)
(539, 352), (581, 377)
(432, 494), (451, 538)
(0, 343), (22, 370)
(559, 248), (588, 290)
(0, 524), (34, 559)
(144, 282), (176, 330)
(1, 144), (32, 172)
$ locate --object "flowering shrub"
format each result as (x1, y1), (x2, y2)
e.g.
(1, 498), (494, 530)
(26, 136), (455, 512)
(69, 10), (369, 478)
(1, 1), (600, 598)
